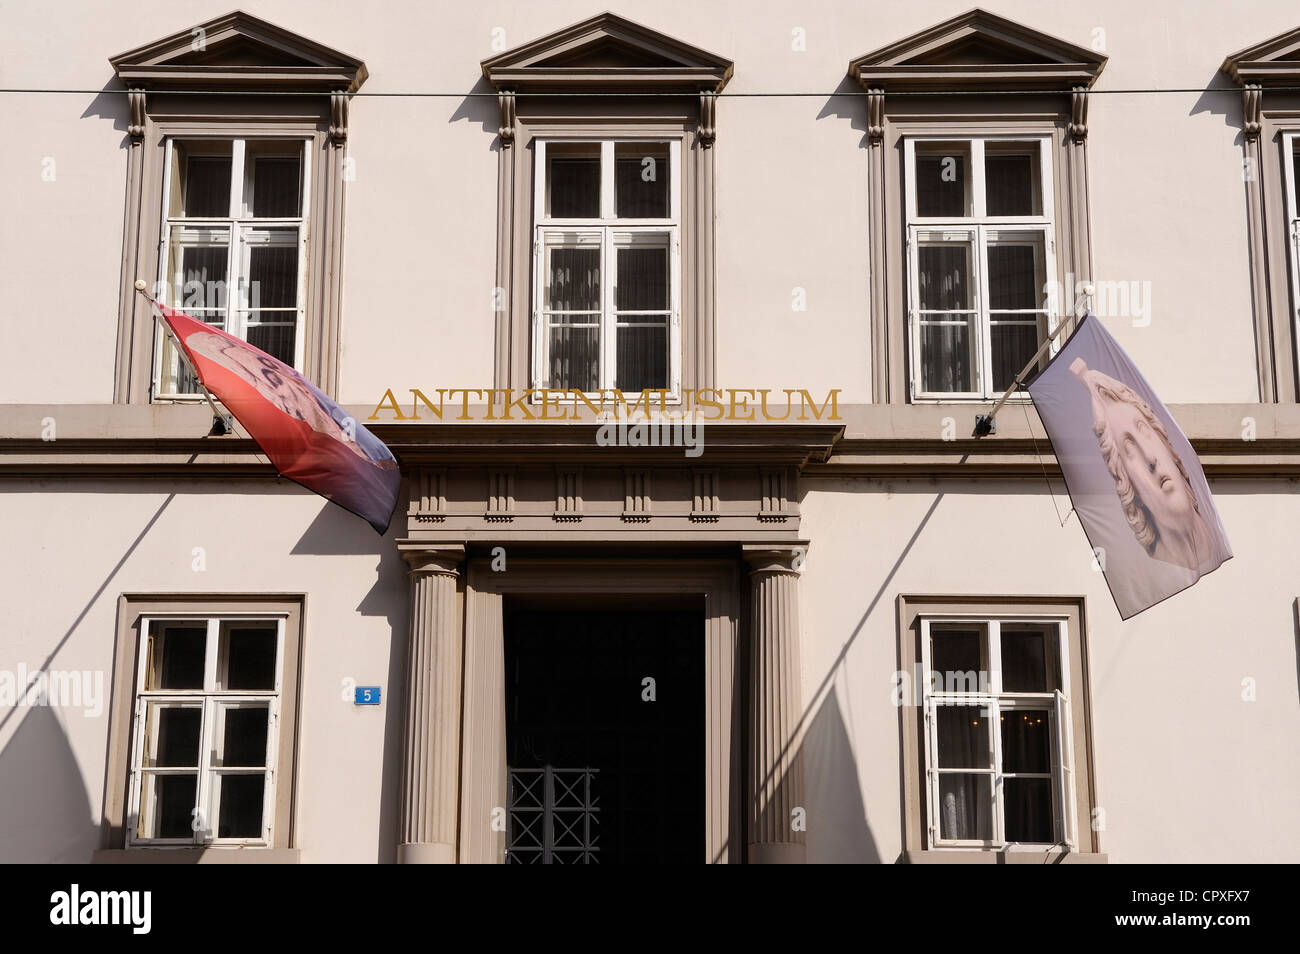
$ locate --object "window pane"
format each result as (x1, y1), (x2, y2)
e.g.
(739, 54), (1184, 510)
(145, 703), (201, 767)
(1294, 147), (1300, 217)
(1000, 625), (1058, 692)
(147, 623), (206, 690)
(245, 141), (303, 218)
(987, 244), (1039, 310)
(990, 322), (1038, 392)
(616, 323), (668, 392)
(616, 244), (669, 311)
(178, 148), (232, 218)
(548, 321), (599, 392)
(1001, 709), (1051, 773)
(936, 706), (990, 769)
(212, 703), (269, 767)
(243, 323), (296, 365)
(1004, 777), (1054, 843)
(215, 774), (265, 838)
(915, 143), (971, 217)
(546, 245), (601, 311)
(938, 774), (991, 840)
(920, 318), (975, 393)
(169, 227), (230, 313)
(929, 627), (984, 692)
(985, 144), (1041, 216)
(547, 143), (601, 218)
(918, 244), (972, 310)
(245, 241), (298, 309)
(139, 773), (197, 839)
(616, 142), (669, 218)
(220, 623), (278, 690)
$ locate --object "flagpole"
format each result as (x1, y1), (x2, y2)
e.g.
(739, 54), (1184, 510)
(134, 280), (233, 435)
(973, 284), (1094, 437)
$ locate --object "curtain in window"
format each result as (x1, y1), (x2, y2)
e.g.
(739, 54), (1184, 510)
(987, 244), (1039, 391)
(547, 247), (600, 390)
(918, 244), (973, 392)
(935, 706), (991, 840)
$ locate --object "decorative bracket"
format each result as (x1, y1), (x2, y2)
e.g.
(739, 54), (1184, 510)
(127, 89), (146, 144)
(1242, 84), (1262, 142)
(1068, 87), (1089, 143)
(497, 91), (516, 148)
(698, 92), (717, 147)
(866, 87), (884, 145)
(329, 91), (349, 145)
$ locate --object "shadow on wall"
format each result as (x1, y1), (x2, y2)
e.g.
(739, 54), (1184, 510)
(80, 81), (131, 149)
(815, 74), (872, 149)
(1188, 70), (1245, 144)
(291, 501), (409, 862)
(0, 705), (96, 862)
(798, 686), (881, 863)
(449, 75), (502, 145)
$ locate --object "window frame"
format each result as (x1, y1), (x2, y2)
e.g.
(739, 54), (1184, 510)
(919, 614), (1077, 851)
(903, 135), (1061, 402)
(126, 613), (286, 847)
(153, 136), (311, 401)
(530, 137), (684, 400)
(1284, 131), (1300, 373)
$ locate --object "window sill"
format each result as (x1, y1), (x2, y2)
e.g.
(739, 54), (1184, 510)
(901, 849), (1107, 864)
(93, 848), (301, 864)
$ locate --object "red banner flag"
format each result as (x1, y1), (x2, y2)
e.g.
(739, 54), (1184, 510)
(158, 304), (400, 534)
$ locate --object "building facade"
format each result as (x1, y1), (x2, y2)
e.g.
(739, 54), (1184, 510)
(2, 1), (1299, 863)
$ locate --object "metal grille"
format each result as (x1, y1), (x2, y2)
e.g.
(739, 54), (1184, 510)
(507, 767), (600, 864)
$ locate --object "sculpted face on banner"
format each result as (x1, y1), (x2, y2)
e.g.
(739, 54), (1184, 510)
(1069, 357), (1213, 572)
(186, 331), (373, 464)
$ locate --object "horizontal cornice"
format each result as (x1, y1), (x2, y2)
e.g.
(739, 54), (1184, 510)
(1, 404), (1298, 478)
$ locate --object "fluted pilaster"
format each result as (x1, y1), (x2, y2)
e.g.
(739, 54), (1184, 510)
(743, 544), (807, 864)
(397, 543), (464, 863)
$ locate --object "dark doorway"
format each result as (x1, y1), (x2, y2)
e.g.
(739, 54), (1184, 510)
(504, 607), (705, 863)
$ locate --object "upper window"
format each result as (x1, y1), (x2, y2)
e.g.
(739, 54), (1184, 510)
(128, 614), (286, 846)
(905, 136), (1058, 400)
(533, 139), (682, 396)
(156, 139), (309, 398)
(920, 615), (1076, 850)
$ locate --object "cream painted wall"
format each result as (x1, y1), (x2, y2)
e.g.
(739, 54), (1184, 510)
(0, 480), (408, 863)
(2, 0), (1297, 404)
(799, 476), (1300, 863)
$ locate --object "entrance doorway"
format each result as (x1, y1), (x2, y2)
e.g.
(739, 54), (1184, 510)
(504, 606), (705, 863)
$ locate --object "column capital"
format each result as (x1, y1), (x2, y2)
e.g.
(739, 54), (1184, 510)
(741, 542), (808, 577)
(397, 541), (465, 577)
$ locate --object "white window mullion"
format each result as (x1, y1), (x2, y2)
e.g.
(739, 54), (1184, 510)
(920, 619), (939, 848)
(229, 139), (245, 219)
(987, 619), (1004, 845)
(294, 138), (312, 372)
(904, 138), (918, 221)
(671, 226), (682, 396)
(600, 140), (615, 218)
(532, 229), (544, 389)
(602, 227), (615, 390)
(905, 226), (920, 401)
(971, 138), (987, 217)
(975, 225), (993, 399)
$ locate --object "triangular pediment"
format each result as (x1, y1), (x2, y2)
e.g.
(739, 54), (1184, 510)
(111, 10), (367, 91)
(849, 8), (1105, 91)
(1223, 25), (1300, 85)
(483, 12), (732, 93)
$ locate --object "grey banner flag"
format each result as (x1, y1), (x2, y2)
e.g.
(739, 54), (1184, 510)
(1027, 314), (1232, 619)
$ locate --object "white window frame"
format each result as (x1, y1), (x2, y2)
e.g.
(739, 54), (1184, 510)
(153, 137), (311, 401)
(904, 135), (1060, 402)
(1283, 132), (1300, 370)
(126, 614), (286, 848)
(531, 138), (683, 400)
(919, 614), (1077, 851)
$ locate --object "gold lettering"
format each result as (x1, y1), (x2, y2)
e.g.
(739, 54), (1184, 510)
(792, 388), (841, 421)
(500, 389), (537, 420)
(728, 389), (756, 421)
(696, 388), (724, 421)
(409, 389), (446, 421)
(368, 388), (408, 421)
(757, 389), (790, 421)
(446, 389), (483, 421)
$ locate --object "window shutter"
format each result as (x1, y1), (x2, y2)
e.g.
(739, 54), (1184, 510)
(1053, 688), (1077, 850)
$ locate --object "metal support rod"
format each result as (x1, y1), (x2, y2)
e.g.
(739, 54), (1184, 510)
(134, 283), (232, 432)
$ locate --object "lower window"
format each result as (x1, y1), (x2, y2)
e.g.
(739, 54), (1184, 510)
(903, 602), (1096, 856)
(114, 604), (300, 849)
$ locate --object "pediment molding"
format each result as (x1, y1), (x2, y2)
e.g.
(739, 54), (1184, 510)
(849, 8), (1105, 92)
(110, 10), (367, 92)
(1222, 25), (1300, 86)
(481, 12), (732, 93)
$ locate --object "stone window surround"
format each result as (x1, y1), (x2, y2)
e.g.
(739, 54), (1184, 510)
(895, 595), (1104, 864)
(109, 11), (365, 404)
(1223, 27), (1300, 403)
(95, 594), (305, 864)
(849, 9), (1106, 404)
